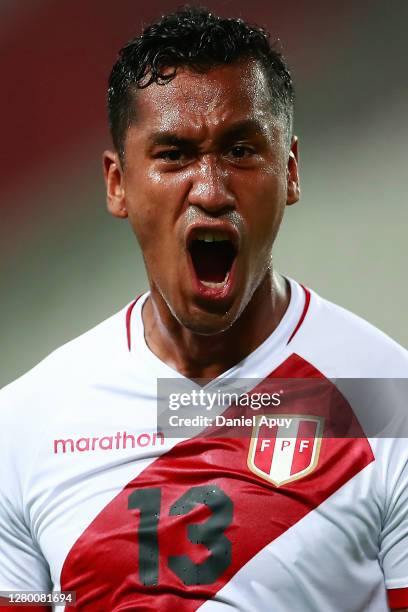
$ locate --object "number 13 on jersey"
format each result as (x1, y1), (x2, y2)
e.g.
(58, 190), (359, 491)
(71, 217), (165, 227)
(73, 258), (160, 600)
(128, 485), (233, 587)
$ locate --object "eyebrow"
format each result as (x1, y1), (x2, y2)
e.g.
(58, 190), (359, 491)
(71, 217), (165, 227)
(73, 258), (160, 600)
(147, 119), (269, 148)
(148, 133), (192, 147)
(220, 120), (268, 142)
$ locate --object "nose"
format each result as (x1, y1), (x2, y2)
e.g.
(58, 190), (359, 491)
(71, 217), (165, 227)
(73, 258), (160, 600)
(188, 155), (236, 215)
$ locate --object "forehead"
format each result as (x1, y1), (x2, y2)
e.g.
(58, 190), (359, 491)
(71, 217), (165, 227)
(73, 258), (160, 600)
(130, 60), (277, 136)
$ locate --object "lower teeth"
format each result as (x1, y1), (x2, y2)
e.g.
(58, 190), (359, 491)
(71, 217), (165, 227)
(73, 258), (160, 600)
(200, 272), (230, 288)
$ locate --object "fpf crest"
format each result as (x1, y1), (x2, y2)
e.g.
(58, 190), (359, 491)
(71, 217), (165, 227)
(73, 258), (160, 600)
(247, 414), (324, 486)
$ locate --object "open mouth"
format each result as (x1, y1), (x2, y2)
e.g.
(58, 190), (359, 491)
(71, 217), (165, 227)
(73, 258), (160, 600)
(188, 231), (237, 288)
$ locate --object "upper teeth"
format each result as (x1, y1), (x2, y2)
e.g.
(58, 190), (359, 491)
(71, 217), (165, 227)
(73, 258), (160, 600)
(196, 231), (230, 243)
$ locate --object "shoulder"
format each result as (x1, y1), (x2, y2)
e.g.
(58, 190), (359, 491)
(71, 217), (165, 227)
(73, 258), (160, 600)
(0, 303), (132, 437)
(291, 285), (408, 377)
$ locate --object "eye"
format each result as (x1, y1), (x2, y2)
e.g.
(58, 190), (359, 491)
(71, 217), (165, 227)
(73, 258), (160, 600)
(228, 145), (254, 159)
(156, 149), (183, 162)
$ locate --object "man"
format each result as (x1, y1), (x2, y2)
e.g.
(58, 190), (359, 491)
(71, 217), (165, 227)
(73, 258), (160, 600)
(0, 6), (407, 611)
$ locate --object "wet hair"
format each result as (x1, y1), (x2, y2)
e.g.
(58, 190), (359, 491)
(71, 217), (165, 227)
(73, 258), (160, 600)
(108, 5), (294, 163)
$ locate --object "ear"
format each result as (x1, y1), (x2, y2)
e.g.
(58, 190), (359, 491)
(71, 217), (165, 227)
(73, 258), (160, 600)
(286, 136), (300, 206)
(103, 150), (127, 218)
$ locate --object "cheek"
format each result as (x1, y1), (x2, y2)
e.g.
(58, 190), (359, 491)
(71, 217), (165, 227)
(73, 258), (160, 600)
(240, 170), (287, 234)
(125, 167), (188, 225)
(124, 172), (165, 241)
(124, 172), (187, 272)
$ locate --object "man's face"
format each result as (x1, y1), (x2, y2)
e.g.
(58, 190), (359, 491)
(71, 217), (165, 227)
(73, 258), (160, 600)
(106, 60), (299, 334)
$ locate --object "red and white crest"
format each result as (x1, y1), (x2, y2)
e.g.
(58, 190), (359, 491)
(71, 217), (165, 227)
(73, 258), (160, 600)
(247, 415), (324, 487)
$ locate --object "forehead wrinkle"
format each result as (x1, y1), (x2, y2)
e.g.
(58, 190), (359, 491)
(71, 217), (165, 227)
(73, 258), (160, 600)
(130, 60), (284, 148)
(174, 64), (270, 119)
(148, 61), (270, 115)
(146, 114), (278, 152)
(148, 84), (275, 139)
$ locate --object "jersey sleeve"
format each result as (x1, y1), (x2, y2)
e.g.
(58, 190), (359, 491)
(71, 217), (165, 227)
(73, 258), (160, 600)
(0, 395), (52, 593)
(379, 439), (408, 609)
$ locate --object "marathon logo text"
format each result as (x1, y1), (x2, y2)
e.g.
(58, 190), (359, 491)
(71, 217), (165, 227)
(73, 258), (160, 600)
(53, 430), (164, 454)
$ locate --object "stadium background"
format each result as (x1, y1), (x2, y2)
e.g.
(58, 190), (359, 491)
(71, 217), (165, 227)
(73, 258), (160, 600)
(1, 0), (407, 387)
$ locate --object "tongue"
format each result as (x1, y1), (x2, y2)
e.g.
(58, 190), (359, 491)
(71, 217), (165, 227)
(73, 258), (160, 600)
(190, 241), (234, 283)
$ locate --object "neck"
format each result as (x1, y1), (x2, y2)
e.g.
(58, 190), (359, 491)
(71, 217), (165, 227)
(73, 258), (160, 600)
(142, 271), (290, 380)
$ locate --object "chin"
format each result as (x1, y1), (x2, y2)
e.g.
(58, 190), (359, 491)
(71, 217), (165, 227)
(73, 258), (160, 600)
(176, 306), (238, 336)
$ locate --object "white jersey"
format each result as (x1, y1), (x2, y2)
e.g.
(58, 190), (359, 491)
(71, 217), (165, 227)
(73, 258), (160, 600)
(0, 278), (408, 611)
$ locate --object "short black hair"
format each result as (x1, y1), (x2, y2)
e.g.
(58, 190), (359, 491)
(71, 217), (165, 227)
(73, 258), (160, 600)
(108, 5), (294, 163)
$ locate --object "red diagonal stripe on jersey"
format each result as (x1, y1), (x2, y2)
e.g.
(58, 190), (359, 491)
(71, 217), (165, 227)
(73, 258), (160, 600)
(60, 354), (374, 611)
(387, 587), (408, 608)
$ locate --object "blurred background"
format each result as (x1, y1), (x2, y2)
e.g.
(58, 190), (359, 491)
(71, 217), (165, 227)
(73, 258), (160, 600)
(1, 0), (407, 387)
